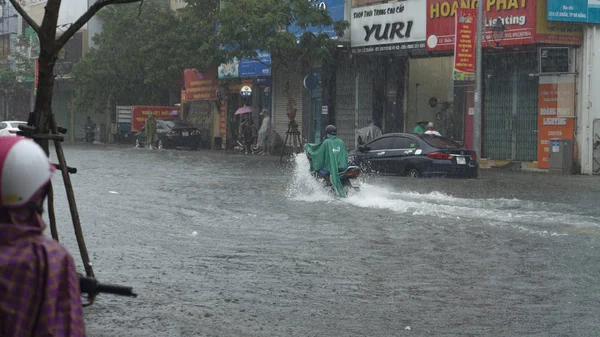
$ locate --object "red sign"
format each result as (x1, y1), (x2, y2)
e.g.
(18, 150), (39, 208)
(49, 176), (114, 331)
(536, 76), (575, 169)
(453, 8), (476, 81)
(184, 68), (218, 101)
(131, 106), (180, 132)
(426, 0), (536, 51)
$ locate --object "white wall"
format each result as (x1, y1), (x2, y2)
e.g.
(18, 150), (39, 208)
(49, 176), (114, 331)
(577, 25), (600, 175)
(406, 56), (454, 131)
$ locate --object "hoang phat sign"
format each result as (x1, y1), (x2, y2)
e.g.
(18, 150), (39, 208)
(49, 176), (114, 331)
(351, 0), (426, 53)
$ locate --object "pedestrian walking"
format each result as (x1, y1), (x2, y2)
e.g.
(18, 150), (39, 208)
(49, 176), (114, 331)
(144, 114), (158, 150)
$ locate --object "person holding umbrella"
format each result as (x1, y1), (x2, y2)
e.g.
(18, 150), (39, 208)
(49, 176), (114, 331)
(234, 106), (254, 154)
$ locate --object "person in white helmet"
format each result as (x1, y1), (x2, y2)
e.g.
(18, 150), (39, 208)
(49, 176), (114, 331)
(0, 136), (86, 336)
(424, 122), (442, 136)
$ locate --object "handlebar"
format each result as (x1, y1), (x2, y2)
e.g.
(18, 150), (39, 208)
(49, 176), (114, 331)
(78, 274), (137, 298)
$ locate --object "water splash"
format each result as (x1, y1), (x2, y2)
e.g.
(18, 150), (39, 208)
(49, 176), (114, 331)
(286, 153), (332, 202)
(286, 153), (599, 234)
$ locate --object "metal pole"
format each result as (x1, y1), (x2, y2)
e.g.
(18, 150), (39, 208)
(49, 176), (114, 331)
(354, 71), (359, 149)
(473, 0), (484, 159)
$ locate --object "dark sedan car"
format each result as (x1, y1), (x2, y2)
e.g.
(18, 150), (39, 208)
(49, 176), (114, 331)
(348, 133), (478, 178)
(135, 119), (202, 150)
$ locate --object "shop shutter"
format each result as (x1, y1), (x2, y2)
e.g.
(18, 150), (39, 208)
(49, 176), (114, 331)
(483, 52), (538, 161)
(273, 69), (303, 138)
(335, 57), (373, 150)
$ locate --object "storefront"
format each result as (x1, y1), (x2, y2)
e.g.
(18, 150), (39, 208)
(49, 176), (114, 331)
(273, 0), (345, 144)
(216, 52), (272, 148)
(426, 0), (582, 164)
(342, 0), (427, 148)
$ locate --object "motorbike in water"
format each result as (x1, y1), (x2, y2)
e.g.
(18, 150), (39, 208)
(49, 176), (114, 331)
(311, 166), (362, 195)
(85, 126), (95, 143)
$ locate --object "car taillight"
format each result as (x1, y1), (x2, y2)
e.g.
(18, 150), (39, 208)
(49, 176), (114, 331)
(427, 152), (451, 160)
(167, 131), (175, 136)
(470, 153), (477, 161)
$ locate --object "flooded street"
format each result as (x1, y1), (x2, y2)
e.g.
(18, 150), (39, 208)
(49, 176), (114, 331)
(49, 145), (600, 337)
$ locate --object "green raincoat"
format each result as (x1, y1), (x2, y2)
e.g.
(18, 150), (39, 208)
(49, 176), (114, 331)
(304, 135), (349, 197)
(145, 115), (158, 146)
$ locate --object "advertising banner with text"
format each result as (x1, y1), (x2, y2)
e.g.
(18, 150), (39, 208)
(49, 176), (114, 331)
(537, 75), (575, 168)
(131, 106), (180, 132)
(351, 0), (426, 54)
(426, 0), (536, 51)
(453, 8), (476, 81)
(184, 68), (218, 101)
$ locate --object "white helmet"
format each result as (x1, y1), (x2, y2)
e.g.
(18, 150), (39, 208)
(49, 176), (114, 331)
(0, 137), (55, 208)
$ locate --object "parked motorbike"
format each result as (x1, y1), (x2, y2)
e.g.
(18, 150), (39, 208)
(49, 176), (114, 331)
(85, 126), (95, 143)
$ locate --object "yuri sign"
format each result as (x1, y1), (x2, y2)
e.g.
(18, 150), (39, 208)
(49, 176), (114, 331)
(351, 0), (426, 53)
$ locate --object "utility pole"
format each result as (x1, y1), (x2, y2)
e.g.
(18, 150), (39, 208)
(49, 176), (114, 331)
(473, 0), (484, 159)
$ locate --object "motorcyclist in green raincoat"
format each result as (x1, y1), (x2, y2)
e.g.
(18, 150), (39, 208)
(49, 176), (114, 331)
(304, 125), (349, 197)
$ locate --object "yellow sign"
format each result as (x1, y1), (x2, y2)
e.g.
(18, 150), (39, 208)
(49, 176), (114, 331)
(536, 0), (583, 45)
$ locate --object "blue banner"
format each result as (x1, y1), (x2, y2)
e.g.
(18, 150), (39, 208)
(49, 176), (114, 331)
(548, 0), (600, 24)
(218, 51), (271, 79)
(287, 0), (345, 39)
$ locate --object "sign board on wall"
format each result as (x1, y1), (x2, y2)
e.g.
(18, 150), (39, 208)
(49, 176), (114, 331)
(351, 0), (426, 53)
(131, 106), (180, 132)
(426, 0), (536, 51)
(537, 75), (576, 168)
(452, 8), (476, 81)
(288, 0), (345, 38)
(184, 68), (218, 101)
(537, 0), (583, 45)
(547, 0), (600, 23)
(218, 51), (271, 79)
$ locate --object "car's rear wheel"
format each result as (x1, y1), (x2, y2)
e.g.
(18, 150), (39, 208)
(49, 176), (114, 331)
(135, 138), (141, 148)
(406, 167), (421, 178)
(157, 139), (164, 149)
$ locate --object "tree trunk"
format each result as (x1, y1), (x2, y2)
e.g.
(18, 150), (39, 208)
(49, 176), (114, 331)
(30, 51), (58, 154)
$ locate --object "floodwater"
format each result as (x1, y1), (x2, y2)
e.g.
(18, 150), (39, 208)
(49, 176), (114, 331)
(46, 145), (600, 337)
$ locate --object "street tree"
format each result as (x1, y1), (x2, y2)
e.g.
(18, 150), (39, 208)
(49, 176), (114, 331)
(0, 33), (36, 119)
(4, 0), (142, 154)
(196, 0), (349, 115)
(72, 2), (186, 114)
(72, 1), (222, 115)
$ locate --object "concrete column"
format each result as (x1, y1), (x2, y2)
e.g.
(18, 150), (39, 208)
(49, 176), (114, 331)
(578, 26), (598, 175)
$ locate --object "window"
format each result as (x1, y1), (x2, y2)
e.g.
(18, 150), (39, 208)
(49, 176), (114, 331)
(418, 134), (461, 149)
(367, 137), (395, 150)
(392, 137), (414, 149)
(0, 123), (6, 130)
(163, 120), (192, 129)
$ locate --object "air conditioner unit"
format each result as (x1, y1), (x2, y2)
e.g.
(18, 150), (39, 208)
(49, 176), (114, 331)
(539, 47), (573, 74)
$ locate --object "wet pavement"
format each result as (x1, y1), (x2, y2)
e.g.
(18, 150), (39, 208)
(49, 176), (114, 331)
(47, 144), (600, 337)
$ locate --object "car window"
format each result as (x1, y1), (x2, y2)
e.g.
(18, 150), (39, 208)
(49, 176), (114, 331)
(0, 123), (6, 130)
(392, 137), (415, 149)
(418, 134), (462, 149)
(367, 137), (395, 150)
(163, 120), (193, 129)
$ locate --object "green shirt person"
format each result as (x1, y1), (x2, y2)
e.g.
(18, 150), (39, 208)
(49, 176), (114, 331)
(413, 120), (427, 134)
